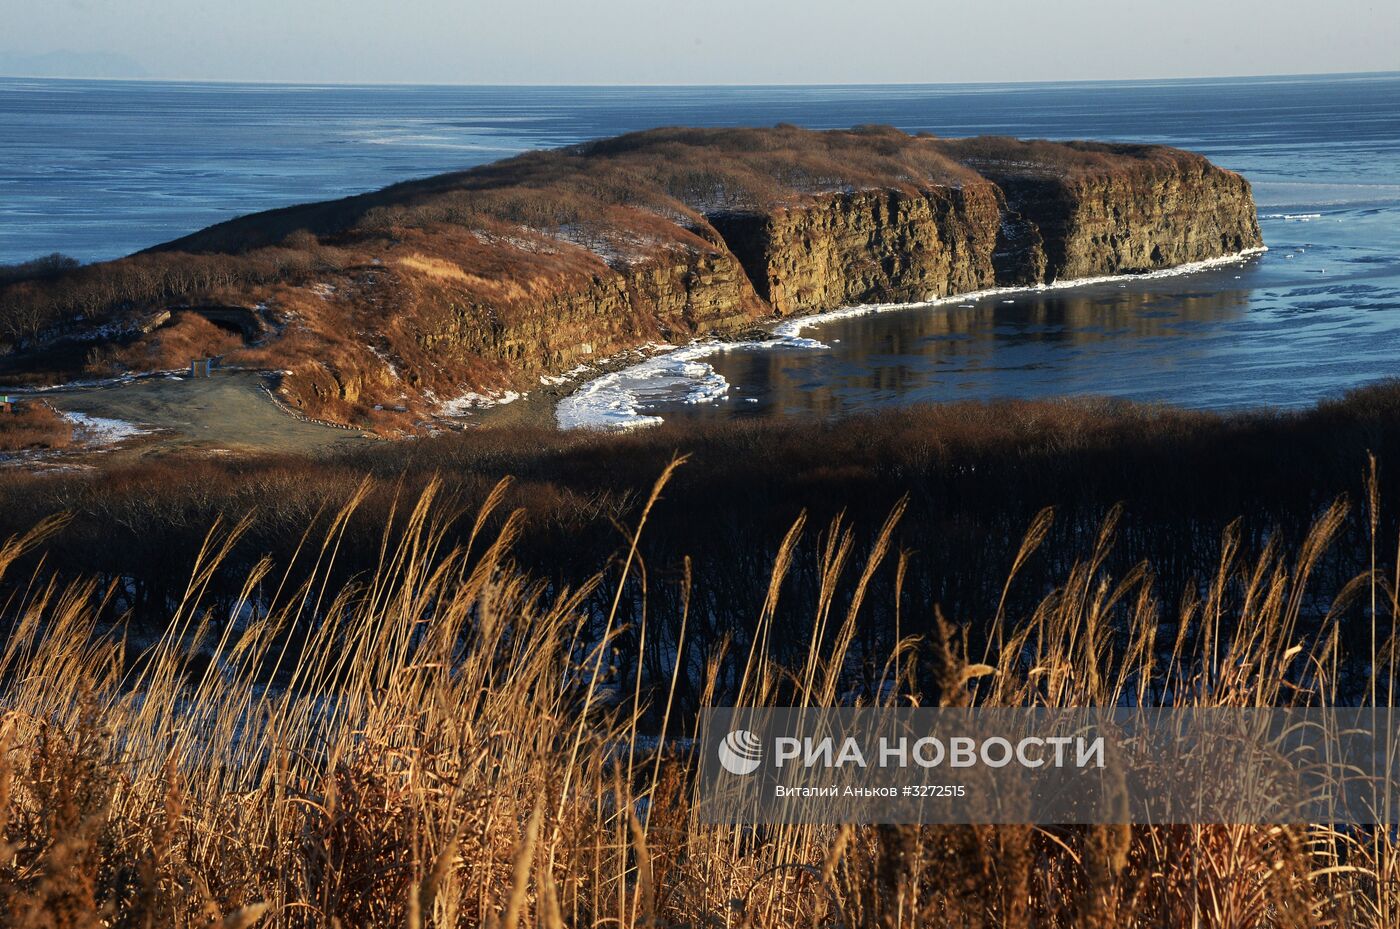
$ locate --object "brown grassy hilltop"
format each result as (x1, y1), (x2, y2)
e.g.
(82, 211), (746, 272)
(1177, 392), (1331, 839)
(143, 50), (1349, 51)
(0, 126), (1260, 429)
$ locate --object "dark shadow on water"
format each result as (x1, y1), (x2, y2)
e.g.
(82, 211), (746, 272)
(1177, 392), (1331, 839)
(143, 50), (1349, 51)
(657, 280), (1263, 422)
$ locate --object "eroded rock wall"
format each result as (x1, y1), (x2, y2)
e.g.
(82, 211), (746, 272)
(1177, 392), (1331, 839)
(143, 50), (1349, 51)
(979, 163), (1262, 282)
(709, 184), (1004, 316)
(705, 160), (1261, 315)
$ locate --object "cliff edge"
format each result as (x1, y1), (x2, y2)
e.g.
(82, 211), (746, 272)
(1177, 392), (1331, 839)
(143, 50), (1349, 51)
(0, 126), (1261, 429)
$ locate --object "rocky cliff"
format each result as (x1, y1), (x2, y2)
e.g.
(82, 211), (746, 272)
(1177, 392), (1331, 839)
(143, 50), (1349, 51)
(709, 184), (1006, 315)
(0, 126), (1261, 429)
(949, 142), (1263, 282)
(708, 138), (1261, 316)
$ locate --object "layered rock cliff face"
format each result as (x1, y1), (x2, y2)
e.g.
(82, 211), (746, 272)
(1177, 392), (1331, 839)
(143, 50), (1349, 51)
(709, 184), (1005, 315)
(972, 160), (1263, 282)
(705, 141), (1261, 317)
(0, 126), (1261, 429)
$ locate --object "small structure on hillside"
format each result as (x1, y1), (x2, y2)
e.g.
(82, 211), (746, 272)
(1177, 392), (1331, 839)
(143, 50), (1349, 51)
(190, 358), (216, 378)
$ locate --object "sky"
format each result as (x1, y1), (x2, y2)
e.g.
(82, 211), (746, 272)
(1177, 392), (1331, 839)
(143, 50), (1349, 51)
(2, 0), (1397, 85)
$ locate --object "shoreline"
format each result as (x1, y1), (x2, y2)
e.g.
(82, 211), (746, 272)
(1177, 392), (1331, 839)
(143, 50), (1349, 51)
(553, 246), (1270, 432)
(0, 247), (1272, 443)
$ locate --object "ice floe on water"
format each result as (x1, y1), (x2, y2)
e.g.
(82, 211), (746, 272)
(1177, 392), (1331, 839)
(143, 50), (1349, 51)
(557, 247), (1268, 431)
(555, 344), (733, 430)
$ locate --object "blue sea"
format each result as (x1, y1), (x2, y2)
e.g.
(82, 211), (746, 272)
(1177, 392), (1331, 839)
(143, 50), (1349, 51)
(2, 74), (1398, 415)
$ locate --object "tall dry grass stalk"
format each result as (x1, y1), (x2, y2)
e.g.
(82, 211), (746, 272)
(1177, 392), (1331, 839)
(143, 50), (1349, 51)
(0, 462), (1395, 927)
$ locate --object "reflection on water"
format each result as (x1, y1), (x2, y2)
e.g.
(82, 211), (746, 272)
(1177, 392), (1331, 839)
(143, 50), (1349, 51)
(647, 200), (1400, 419)
(679, 280), (1264, 419)
(734, 283), (1257, 416)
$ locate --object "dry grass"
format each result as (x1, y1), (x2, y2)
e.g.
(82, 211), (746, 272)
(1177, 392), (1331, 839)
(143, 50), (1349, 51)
(937, 137), (1218, 180)
(396, 254), (476, 285)
(0, 452), (1396, 928)
(90, 314), (247, 378)
(0, 401), (73, 452)
(1, 385), (1398, 653)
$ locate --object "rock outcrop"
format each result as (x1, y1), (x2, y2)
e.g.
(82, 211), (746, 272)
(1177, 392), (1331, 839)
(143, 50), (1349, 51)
(960, 150), (1262, 282)
(0, 126), (1261, 428)
(709, 184), (1006, 315)
(709, 138), (1261, 317)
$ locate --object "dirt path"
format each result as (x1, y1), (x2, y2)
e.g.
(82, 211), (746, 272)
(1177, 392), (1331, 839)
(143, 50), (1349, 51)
(41, 371), (369, 457)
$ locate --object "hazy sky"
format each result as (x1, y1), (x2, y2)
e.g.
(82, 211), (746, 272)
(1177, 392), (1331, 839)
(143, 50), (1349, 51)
(4, 0), (1397, 84)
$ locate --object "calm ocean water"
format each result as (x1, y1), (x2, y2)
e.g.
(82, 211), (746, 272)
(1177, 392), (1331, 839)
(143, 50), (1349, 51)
(2, 74), (1398, 414)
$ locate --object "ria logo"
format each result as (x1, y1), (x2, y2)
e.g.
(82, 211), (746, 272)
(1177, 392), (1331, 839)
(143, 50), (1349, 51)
(718, 729), (763, 775)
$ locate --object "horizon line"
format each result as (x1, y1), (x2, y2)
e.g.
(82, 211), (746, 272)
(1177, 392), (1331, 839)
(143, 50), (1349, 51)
(1, 68), (1397, 90)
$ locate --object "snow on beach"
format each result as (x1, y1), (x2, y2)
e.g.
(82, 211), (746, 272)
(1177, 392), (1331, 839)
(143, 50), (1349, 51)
(555, 344), (733, 430)
(556, 247), (1268, 431)
(62, 411), (149, 444)
(437, 388), (522, 417)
